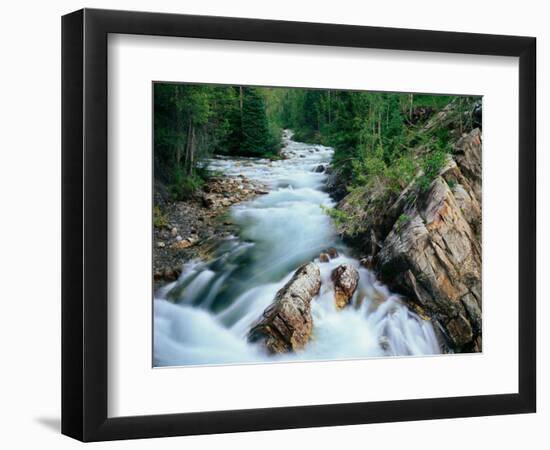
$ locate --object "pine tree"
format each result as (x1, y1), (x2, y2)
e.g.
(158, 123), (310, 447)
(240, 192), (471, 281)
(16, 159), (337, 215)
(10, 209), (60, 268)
(224, 87), (243, 154)
(240, 87), (271, 156)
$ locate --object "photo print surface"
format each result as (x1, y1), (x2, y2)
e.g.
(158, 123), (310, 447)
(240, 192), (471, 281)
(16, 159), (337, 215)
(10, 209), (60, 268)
(152, 83), (482, 367)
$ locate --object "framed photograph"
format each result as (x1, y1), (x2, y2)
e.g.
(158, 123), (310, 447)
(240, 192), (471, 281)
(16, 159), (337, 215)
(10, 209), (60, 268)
(62, 8), (536, 442)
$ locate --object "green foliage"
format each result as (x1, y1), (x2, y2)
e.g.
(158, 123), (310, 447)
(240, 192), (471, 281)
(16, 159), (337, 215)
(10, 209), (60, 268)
(169, 165), (205, 200)
(153, 84), (224, 199)
(396, 213), (411, 231)
(154, 82), (479, 208)
(320, 205), (352, 229)
(153, 206), (169, 229)
(350, 151), (385, 187)
(154, 83), (218, 196)
(384, 154), (417, 194)
(278, 90), (478, 192)
(413, 94), (456, 109)
(447, 178), (457, 190)
(417, 147), (449, 192)
(240, 88), (278, 156)
(178, 174), (204, 199)
(240, 87), (268, 154)
(154, 83), (282, 195)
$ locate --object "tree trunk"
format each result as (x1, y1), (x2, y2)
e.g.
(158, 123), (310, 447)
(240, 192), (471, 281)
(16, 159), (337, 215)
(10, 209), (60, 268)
(239, 86), (244, 136)
(175, 87), (183, 166)
(459, 98), (464, 135)
(327, 91), (332, 125)
(184, 116), (193, 175)
(188, 125), (196, 176)
(239, 86), (243, 114)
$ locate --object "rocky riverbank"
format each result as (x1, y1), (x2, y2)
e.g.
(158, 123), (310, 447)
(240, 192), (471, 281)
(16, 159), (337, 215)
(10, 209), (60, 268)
(326, 105), (483, 353)
(153, 173), (268, 290)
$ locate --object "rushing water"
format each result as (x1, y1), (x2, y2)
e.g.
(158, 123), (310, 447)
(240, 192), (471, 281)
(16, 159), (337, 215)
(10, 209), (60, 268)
(154, 131), (440, 367)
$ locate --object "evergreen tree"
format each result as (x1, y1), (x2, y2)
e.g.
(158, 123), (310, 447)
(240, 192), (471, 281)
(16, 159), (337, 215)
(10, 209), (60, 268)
(240, 87), (271, 156)
(224, 87), (243, 154)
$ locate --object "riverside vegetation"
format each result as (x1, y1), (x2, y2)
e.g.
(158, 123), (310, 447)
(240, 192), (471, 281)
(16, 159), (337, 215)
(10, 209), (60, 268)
(153, 83), (482, 366)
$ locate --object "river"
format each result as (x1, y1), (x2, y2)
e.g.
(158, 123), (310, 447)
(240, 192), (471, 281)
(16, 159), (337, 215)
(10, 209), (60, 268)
(154, 131), (440, 367)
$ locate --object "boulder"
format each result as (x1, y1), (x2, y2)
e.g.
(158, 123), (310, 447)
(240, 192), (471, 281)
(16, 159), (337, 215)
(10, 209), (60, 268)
(153, 269), (164, 280)
(248, 263), (321, 353)
(318, 248), (339, 263)
(454, 128), (482, 205)
(163, 268), (177, 281)
(331, 264), (360, 309)
(171, 239), (192, 250)
(171, 235), (198, 250)
(377, 174), (481, 351)
(201, 194), (216, 208)
(313, 164), (326, 173)
(325, 165), (348, 201)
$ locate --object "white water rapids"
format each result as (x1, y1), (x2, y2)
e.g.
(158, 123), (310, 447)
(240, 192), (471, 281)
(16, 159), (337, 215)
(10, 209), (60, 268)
(154, 131), (440, 367)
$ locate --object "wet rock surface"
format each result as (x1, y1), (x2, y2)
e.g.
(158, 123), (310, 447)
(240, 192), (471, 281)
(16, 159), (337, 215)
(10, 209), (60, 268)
(331, 264), (360, 309)
(319, 247), (339, 263)
(248, 263), (321, 353)
(313, 164), (326, 173)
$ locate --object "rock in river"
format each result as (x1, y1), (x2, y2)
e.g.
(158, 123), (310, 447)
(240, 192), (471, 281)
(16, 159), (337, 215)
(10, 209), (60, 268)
(313, 164), (326, 173)
(331, 263), (359, 309)
(248, 263), (321, 353)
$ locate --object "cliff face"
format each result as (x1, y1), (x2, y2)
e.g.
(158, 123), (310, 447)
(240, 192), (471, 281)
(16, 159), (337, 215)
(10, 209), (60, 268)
(334, 127), (482, 353)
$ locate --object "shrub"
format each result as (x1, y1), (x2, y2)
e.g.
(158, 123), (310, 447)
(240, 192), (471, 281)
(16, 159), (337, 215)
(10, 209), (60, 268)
(350, 153), (385, 187)
(396, 213), (411, 231)
(170, 166), (205, 200)
(417, 148), (448, 192)
(385, 154), (417, 194)
(321, 205), (352, 228)
(153, 205), (169, 229)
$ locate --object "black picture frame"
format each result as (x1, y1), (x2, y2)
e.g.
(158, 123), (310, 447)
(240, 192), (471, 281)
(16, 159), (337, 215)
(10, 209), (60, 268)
(62, 8), (536, 442)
